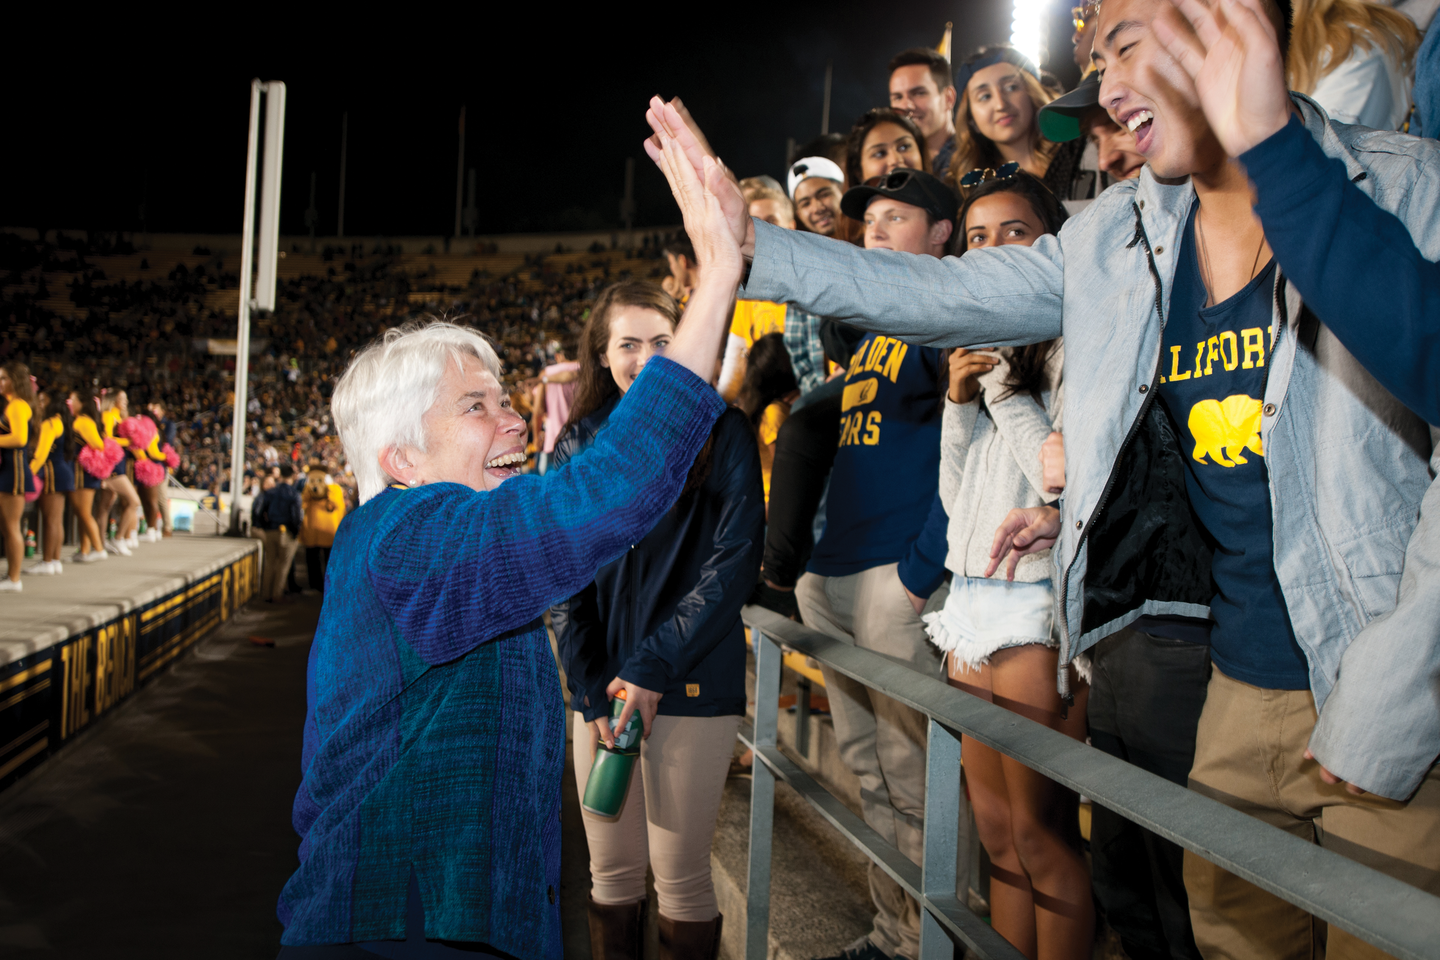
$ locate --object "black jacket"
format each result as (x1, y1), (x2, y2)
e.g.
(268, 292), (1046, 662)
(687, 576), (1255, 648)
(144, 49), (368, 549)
(253, 481), (304, 532)
(551, 401), (764, 721)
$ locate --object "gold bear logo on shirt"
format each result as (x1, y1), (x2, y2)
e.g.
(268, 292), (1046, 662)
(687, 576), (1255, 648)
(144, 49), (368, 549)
(1188, 395), (1264, 467)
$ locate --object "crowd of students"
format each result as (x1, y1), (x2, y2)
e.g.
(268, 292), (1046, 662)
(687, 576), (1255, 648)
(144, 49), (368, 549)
(546, 2), (1439, 959)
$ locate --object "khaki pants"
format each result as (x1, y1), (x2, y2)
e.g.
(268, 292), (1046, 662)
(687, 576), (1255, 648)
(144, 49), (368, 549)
(1184, 668), (1440, 960)
(574, 712), (739, 921)
(261, 528), (299, 603)
(796, 563), (947, 960)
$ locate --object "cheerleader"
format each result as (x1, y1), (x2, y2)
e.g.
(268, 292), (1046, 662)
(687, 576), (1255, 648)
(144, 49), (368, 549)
(98, 390), (142, 555)
(25, 390), (75, 575)
(68, 391), (109, 563)
(132, 407), (169, 543)
(0, 363), (36, 591)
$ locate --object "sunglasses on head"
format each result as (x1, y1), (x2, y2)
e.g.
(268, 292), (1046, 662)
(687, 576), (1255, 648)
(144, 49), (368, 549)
(863, 169), (919, 189)
(1072, 1), (1101, 32)
(959, 162), (1021, 188)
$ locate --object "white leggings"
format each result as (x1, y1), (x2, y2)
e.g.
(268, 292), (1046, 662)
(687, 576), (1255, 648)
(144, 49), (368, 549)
(573, 711), (739, 921)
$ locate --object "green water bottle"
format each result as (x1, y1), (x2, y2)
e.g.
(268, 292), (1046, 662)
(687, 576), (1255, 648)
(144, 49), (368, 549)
(24, 528), (36, 558)
(581, 690), (643, 820)
(138, 517), (147, 534)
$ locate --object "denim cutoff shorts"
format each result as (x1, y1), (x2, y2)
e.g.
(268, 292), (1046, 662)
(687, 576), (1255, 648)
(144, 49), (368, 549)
(923, 576), (1056, 675)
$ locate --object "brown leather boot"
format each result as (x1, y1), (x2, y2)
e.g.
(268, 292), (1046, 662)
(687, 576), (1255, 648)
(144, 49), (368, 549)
(658, 912), (723, 960)
(587, 895), (646, 960)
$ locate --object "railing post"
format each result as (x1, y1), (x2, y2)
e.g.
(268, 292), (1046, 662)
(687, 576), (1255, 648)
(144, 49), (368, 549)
(795, 675), (811, 758)
(920, 718), (962, 960)
(746, 629), (781, 960)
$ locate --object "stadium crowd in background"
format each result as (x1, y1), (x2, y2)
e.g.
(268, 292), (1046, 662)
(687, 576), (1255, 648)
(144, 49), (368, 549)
(4, 0), (1440, 957)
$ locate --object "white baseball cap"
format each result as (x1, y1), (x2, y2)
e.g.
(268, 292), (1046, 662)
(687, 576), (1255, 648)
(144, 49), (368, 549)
(786, 156), (846, 199)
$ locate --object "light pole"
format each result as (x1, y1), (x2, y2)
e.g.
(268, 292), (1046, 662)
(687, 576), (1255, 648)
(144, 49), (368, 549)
(227, 79), (285, 534)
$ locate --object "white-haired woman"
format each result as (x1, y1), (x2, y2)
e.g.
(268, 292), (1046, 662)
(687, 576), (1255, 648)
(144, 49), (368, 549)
(275, 127), (743, 959)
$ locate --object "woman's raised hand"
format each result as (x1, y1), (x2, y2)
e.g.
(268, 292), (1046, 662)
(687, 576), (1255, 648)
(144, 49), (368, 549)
(947, 348), (999, 404)
(645, 97), (753, 260)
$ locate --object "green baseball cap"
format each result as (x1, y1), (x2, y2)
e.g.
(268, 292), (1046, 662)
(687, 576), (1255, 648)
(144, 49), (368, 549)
(1038, 71), (1101, 143)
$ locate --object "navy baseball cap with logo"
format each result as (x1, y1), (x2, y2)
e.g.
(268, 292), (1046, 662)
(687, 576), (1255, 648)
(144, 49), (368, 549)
(840, 168), (959, 225)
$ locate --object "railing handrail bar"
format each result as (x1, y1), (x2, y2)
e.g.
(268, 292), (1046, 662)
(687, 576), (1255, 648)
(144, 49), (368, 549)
(737, 718), (1027, 960)
(743, 606), (1440, 960)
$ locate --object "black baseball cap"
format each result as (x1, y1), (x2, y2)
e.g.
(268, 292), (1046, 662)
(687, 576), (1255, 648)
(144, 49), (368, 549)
(840, 168), (960, 225)
(1038, 70), (1101, 143)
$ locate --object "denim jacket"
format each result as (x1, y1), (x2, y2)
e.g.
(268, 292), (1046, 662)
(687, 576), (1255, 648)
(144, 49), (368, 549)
(741, 96), (1440, 799)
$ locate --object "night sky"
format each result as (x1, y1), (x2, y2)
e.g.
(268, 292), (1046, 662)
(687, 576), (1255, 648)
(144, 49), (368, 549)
(7, 4), (1080, 238)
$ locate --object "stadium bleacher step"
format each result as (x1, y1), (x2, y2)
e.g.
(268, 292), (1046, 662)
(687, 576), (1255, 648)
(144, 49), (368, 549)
(710, 755), (875, 960)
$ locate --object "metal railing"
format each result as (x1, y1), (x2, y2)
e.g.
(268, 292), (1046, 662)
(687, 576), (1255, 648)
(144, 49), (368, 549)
(739, 605), (1440, 960)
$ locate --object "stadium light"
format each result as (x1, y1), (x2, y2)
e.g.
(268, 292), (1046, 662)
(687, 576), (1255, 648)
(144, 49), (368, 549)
(1011, 0), (1049, 69)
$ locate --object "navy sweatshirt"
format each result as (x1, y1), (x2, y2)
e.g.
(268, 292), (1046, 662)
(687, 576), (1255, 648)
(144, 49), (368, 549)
(1241, 114), (1440, 425)
(808, 331), (948, 593)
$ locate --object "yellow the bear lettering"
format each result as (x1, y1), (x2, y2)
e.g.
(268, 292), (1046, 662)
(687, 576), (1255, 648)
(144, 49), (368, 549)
(1188, 395), (1264, 467)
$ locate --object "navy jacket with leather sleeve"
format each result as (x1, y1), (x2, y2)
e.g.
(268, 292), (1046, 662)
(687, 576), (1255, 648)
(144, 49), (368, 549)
(550, 401), (764, 722)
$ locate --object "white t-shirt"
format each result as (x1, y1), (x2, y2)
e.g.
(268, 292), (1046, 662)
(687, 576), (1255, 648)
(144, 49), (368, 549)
(1310, 41), (1413, 131)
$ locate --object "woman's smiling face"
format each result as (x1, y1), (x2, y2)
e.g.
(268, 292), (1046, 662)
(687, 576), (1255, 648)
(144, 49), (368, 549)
(405, 359), (529, 492)
(860, 122), (924, 182)
(602, 306), (675, 394)
(966, 64), (1037, 148)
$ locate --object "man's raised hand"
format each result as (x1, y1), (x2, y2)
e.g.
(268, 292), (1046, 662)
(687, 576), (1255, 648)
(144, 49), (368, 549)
(645, 97), (754, 258)
(1153, 0), (1292, 157)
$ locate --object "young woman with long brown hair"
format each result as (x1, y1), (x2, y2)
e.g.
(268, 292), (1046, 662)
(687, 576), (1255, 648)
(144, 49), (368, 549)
(948, 44), (1059, 197)
(923, 172), (1091, 960)
(551, 279), (763, 960)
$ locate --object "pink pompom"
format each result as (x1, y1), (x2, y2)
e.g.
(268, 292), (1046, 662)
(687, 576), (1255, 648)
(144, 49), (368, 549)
(135, 460), (165, 487)
(23, 472), (40, 503)
(116, 415), (158, 449)
(78, 437), (125, 478)
(162, 443), (180, 468)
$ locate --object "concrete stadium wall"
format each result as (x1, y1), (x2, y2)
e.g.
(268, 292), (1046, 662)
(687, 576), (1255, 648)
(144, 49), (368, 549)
(0, 543), (260, 792)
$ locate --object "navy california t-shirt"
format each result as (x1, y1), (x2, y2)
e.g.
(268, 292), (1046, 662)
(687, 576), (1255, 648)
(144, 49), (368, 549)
(1156, 202), (1310, 690)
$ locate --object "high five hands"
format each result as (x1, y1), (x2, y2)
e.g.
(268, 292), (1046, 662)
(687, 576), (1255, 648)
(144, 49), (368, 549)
(644, 97), (756, 260)
(1153, 0), (1293, 156)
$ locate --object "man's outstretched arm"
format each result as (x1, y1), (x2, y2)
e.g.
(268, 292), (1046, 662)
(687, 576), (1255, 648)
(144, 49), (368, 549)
(644, 95), (1064, 350)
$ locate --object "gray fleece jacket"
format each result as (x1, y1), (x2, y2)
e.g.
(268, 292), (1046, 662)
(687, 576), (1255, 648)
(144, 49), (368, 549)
(940, 343), (1064, 583)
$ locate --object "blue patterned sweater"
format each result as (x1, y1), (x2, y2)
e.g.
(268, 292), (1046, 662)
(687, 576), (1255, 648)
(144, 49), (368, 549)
(277, 358), (724, 954)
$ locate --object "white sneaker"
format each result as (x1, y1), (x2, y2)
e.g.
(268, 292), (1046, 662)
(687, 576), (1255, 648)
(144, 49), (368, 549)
(76, 551), (107, 563)
(126, 534), (140, 549)
(24, 561), (56, 575)
(0, 579), (21, 592)
(51, 560), (63, 574)
(105, 538), (132, 557)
